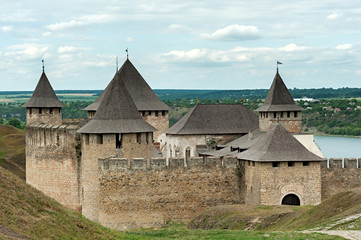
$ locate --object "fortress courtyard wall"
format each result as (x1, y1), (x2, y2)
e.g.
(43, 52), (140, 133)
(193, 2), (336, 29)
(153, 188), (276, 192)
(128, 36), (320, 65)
(25, 123), (82, 211)
(321, 158), (361, 200)
(97, 156), (242, 230)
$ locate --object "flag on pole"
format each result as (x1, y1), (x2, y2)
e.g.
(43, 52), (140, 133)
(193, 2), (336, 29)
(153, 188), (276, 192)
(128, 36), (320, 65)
(277, 61), (282, 65)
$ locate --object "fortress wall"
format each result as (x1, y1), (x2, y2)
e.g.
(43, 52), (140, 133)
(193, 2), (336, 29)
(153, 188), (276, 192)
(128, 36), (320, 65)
(25, 124), (81, 211)
(258, 161), (322, 205)
(321, 158), (361, 200)
(141, 111), (169, 141)
(97, 156), (242, 230)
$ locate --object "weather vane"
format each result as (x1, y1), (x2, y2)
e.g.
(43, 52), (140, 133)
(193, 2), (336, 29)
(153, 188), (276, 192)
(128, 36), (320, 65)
(42, 59), (45, 73)
(277, 61), (283, 72)
(126, 48), (128, 59)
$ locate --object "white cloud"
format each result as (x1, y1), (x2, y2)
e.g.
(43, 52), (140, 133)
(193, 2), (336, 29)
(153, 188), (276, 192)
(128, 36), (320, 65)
(1, 25), (12, 32)
(42, 32), (52, 37)
(58, 46), (80, 54)
(5, 44), (49, 60)
(201, 24), (261, 41)
(126, 37), (133, 42)
(279, 43), (307, 52)
(328, 13), (342, 20)
(336, 44), (352, 50)
(46, 14), (116, 31)
(168, 24), (192, 33)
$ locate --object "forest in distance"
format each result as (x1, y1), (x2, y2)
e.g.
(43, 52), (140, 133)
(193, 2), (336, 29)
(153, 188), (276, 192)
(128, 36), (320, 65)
(0, 88), (360, 136)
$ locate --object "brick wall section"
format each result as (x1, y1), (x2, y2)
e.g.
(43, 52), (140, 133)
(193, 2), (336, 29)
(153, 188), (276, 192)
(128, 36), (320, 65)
(244, 161), (322, 205)
(141, 111), (169, 141)
(26, 124), (81, 211)
(97, 157), (242, 230)
(321, 158), (361, 201)
(26, 108), (62, 125)
(259, 111), (302, 133)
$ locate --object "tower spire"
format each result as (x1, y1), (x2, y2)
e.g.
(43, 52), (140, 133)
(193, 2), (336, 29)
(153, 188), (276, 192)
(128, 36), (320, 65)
(126, 48), (128, 59)
(42, 59), (45, 73)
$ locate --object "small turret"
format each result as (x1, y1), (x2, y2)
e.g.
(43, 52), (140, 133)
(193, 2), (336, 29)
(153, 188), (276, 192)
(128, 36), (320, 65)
(255, 71), (304, 133)
(23, 65), (65, 125)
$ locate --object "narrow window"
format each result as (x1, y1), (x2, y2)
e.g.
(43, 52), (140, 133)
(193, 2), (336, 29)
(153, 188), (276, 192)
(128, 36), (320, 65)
(116, 133), (122, 148)
(85, 134), (89, 145)
(280, 112), (284, 118)
(162, 111), (166, 116)
(57, 133), (60, 146)
(303, 161), (309, 166)
(273, 112), (277, 118)
(294, 111), (298, 118)
(49, 108), (53, 114)
(97, 134), (103, 144)
(266, 112), (268, 118)
(248, 161), (250, 166)
(39, 108), (42, 114)
(155, 111), (159, 117)
(136, 133), (141, 144)
(148, 111), (152, 116)
(29, 108), (32, 115)
(272, 162), (280, 168)
(288, 161), (294, 167)
(252, 161), (255, 166)
(142, 111), (146, 117)
(287, 111), (290, 118)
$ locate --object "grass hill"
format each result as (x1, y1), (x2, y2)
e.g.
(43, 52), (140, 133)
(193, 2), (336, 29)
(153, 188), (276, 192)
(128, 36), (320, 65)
(0, 125), (25, 180)
(189, 188), (361, 232)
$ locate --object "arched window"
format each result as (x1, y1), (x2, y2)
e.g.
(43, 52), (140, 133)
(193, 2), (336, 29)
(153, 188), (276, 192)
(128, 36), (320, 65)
(281, 194), (300, 206)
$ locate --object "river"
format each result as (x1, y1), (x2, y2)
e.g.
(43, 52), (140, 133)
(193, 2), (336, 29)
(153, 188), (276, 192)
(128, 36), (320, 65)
(314, 135), (361, 159)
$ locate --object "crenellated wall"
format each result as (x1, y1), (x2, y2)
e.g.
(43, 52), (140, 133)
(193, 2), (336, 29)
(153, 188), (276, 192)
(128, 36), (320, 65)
(26, 123), (82, 211)
(321, 158), (361, 201)
(97, 156), (242, 230)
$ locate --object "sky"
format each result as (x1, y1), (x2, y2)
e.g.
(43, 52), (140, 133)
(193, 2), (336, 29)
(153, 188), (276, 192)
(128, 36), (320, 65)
(1, 0), (361, 91)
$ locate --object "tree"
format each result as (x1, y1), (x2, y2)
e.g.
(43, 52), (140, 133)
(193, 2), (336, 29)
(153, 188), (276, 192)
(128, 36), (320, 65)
(6, 118), (23, 129)
(0, 117), (3, 124)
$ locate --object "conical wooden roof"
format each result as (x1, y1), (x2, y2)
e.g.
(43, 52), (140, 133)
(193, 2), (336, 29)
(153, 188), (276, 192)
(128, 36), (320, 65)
(23, 72), (65, 108)
(77, 71), (156, 134)
(166, 104), (258, 135)
(237, 124), (324, 162)
(255, 71), (303, 112)
(84, 59), (170, 111)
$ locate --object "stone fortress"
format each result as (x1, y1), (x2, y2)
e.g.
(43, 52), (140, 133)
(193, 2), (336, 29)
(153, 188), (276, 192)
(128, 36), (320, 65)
(24, 59), (361, 230)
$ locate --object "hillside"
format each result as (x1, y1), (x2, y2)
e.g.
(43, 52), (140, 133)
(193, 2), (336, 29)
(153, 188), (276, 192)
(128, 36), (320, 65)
(189, 188), (361, 237)
(0, 125), (25, 180)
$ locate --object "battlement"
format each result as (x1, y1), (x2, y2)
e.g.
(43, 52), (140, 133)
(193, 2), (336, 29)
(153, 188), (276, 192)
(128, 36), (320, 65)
(322, 158), (361, 169)
(98, 156), (239, 172)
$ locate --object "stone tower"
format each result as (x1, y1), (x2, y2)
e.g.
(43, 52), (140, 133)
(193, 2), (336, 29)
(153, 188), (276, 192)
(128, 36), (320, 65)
(255, 71), (304, 133)
(77, 70), (156, 222)
(238, 124), (324, 206)
(23, 69), (65, 125)
(83, 59), (170, 140)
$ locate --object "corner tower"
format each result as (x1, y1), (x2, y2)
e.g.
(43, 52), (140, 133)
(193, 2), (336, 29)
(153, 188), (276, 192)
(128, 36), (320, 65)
(23, 68), (65, 125)
(77, 70), (156, 222)
(255, 71), (304, 133)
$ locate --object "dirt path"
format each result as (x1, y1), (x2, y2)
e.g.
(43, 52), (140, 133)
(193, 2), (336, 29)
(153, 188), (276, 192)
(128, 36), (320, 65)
(0, 224), (29, 240)
(303, 212), (361, 240)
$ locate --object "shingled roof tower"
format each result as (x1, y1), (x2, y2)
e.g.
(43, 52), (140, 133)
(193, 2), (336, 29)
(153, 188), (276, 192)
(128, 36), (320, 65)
(77, 71), (156, 222)
(23, 68), (65, 125)
(255, 70), (304, 133)
(238, 124), (323, 206)
(84, 59), (170, 140)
